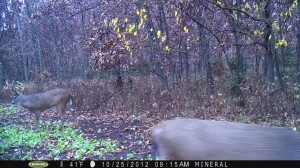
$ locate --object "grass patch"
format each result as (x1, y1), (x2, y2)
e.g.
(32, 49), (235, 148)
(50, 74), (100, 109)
(0, 117), (118, 160)
(0, 126), (41, 154)
(0, 105), (18, 118)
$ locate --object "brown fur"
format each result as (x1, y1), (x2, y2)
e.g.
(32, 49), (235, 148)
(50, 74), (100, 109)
(12, 88), (73, 130)
(151, 118), (300, 160)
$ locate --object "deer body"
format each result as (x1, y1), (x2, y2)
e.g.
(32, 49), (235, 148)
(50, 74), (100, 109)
(12, 88), (73, 130)
(151, 119), (300, 160)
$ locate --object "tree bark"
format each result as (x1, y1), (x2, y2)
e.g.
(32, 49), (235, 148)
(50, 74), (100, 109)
(182, 41), (189, 84)
(297, 0), (300, 82)
(16, 10), (28, 83)
(234, 0), (243, 77)
(264, 1), (275, 83)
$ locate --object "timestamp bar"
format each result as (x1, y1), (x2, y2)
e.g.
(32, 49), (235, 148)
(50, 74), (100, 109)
(1, 160), (300, 168)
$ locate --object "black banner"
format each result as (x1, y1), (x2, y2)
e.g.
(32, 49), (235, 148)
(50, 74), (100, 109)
(0, 160), (299, 168)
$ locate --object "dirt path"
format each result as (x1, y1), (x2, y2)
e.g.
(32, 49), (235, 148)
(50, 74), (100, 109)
(77, 110), (157, 160)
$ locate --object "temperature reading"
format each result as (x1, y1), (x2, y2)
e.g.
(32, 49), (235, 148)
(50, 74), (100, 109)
(70, 161), (84, 167)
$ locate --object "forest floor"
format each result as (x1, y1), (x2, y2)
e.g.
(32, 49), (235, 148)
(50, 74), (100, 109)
(77, 109), (157, 160)
(1, 87), (298, 161)
(0, 103), (158, 160)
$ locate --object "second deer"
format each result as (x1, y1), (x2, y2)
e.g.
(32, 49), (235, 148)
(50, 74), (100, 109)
(151, 118), (300, 160)
(12, 88), (73, 130)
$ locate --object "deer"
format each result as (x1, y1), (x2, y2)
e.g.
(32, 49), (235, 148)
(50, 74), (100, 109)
(151, 118), (300, 160)
(9, 82), (73, 130)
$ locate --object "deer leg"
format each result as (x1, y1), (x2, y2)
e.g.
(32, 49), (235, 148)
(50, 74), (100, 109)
(59, 107), (66, 129)
(34, 111), (41, 130)
(61, 111), (65, 127)
(73, 111), (78, 128)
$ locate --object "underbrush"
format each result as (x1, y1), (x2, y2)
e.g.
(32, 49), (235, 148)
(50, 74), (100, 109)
(1, 72), (300, 160)
(4, 73), (300, 127)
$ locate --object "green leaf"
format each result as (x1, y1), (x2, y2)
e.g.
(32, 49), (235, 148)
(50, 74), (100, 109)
(126, 153), (135, 159)
(275, 39), (288, 49)
(255, 4), (260, 11)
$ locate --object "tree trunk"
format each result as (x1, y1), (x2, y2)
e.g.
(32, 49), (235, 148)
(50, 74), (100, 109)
(16, 13), (28, 83)
(197, 8), (207, 77)
(205, 40), (214, 95)
(182, 41), (189, 84)
(235, 0), (243, 77)
(297, 0), (300, 82)
(158, 2), (175, 91)
(264, 1), (275, 83)
(145, 6), (168, 90)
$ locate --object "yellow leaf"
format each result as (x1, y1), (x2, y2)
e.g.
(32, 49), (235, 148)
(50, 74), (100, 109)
(134, 31), (138, 36)
(126, 45), (131, 53)
(144, 14), (147, 19)
(157, 30), (161, 39)
(165, 46), (171, 52)
(254, 30), (257, 36)
(136, 10), (140, 16)
(254, 30), (264, 36)
(125, 18), (128, 23)
(113, 17), (118, 26)
(125, 40), (129, 46)
(117, 33), (122, 38)
(283, 41), (288, 47)
(128, 24), (136, 33)
(184, 26), (189, 33)
(161, 36), (166, 43)
(113, 26), (117, 31)
(138, 18), (144, 29)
